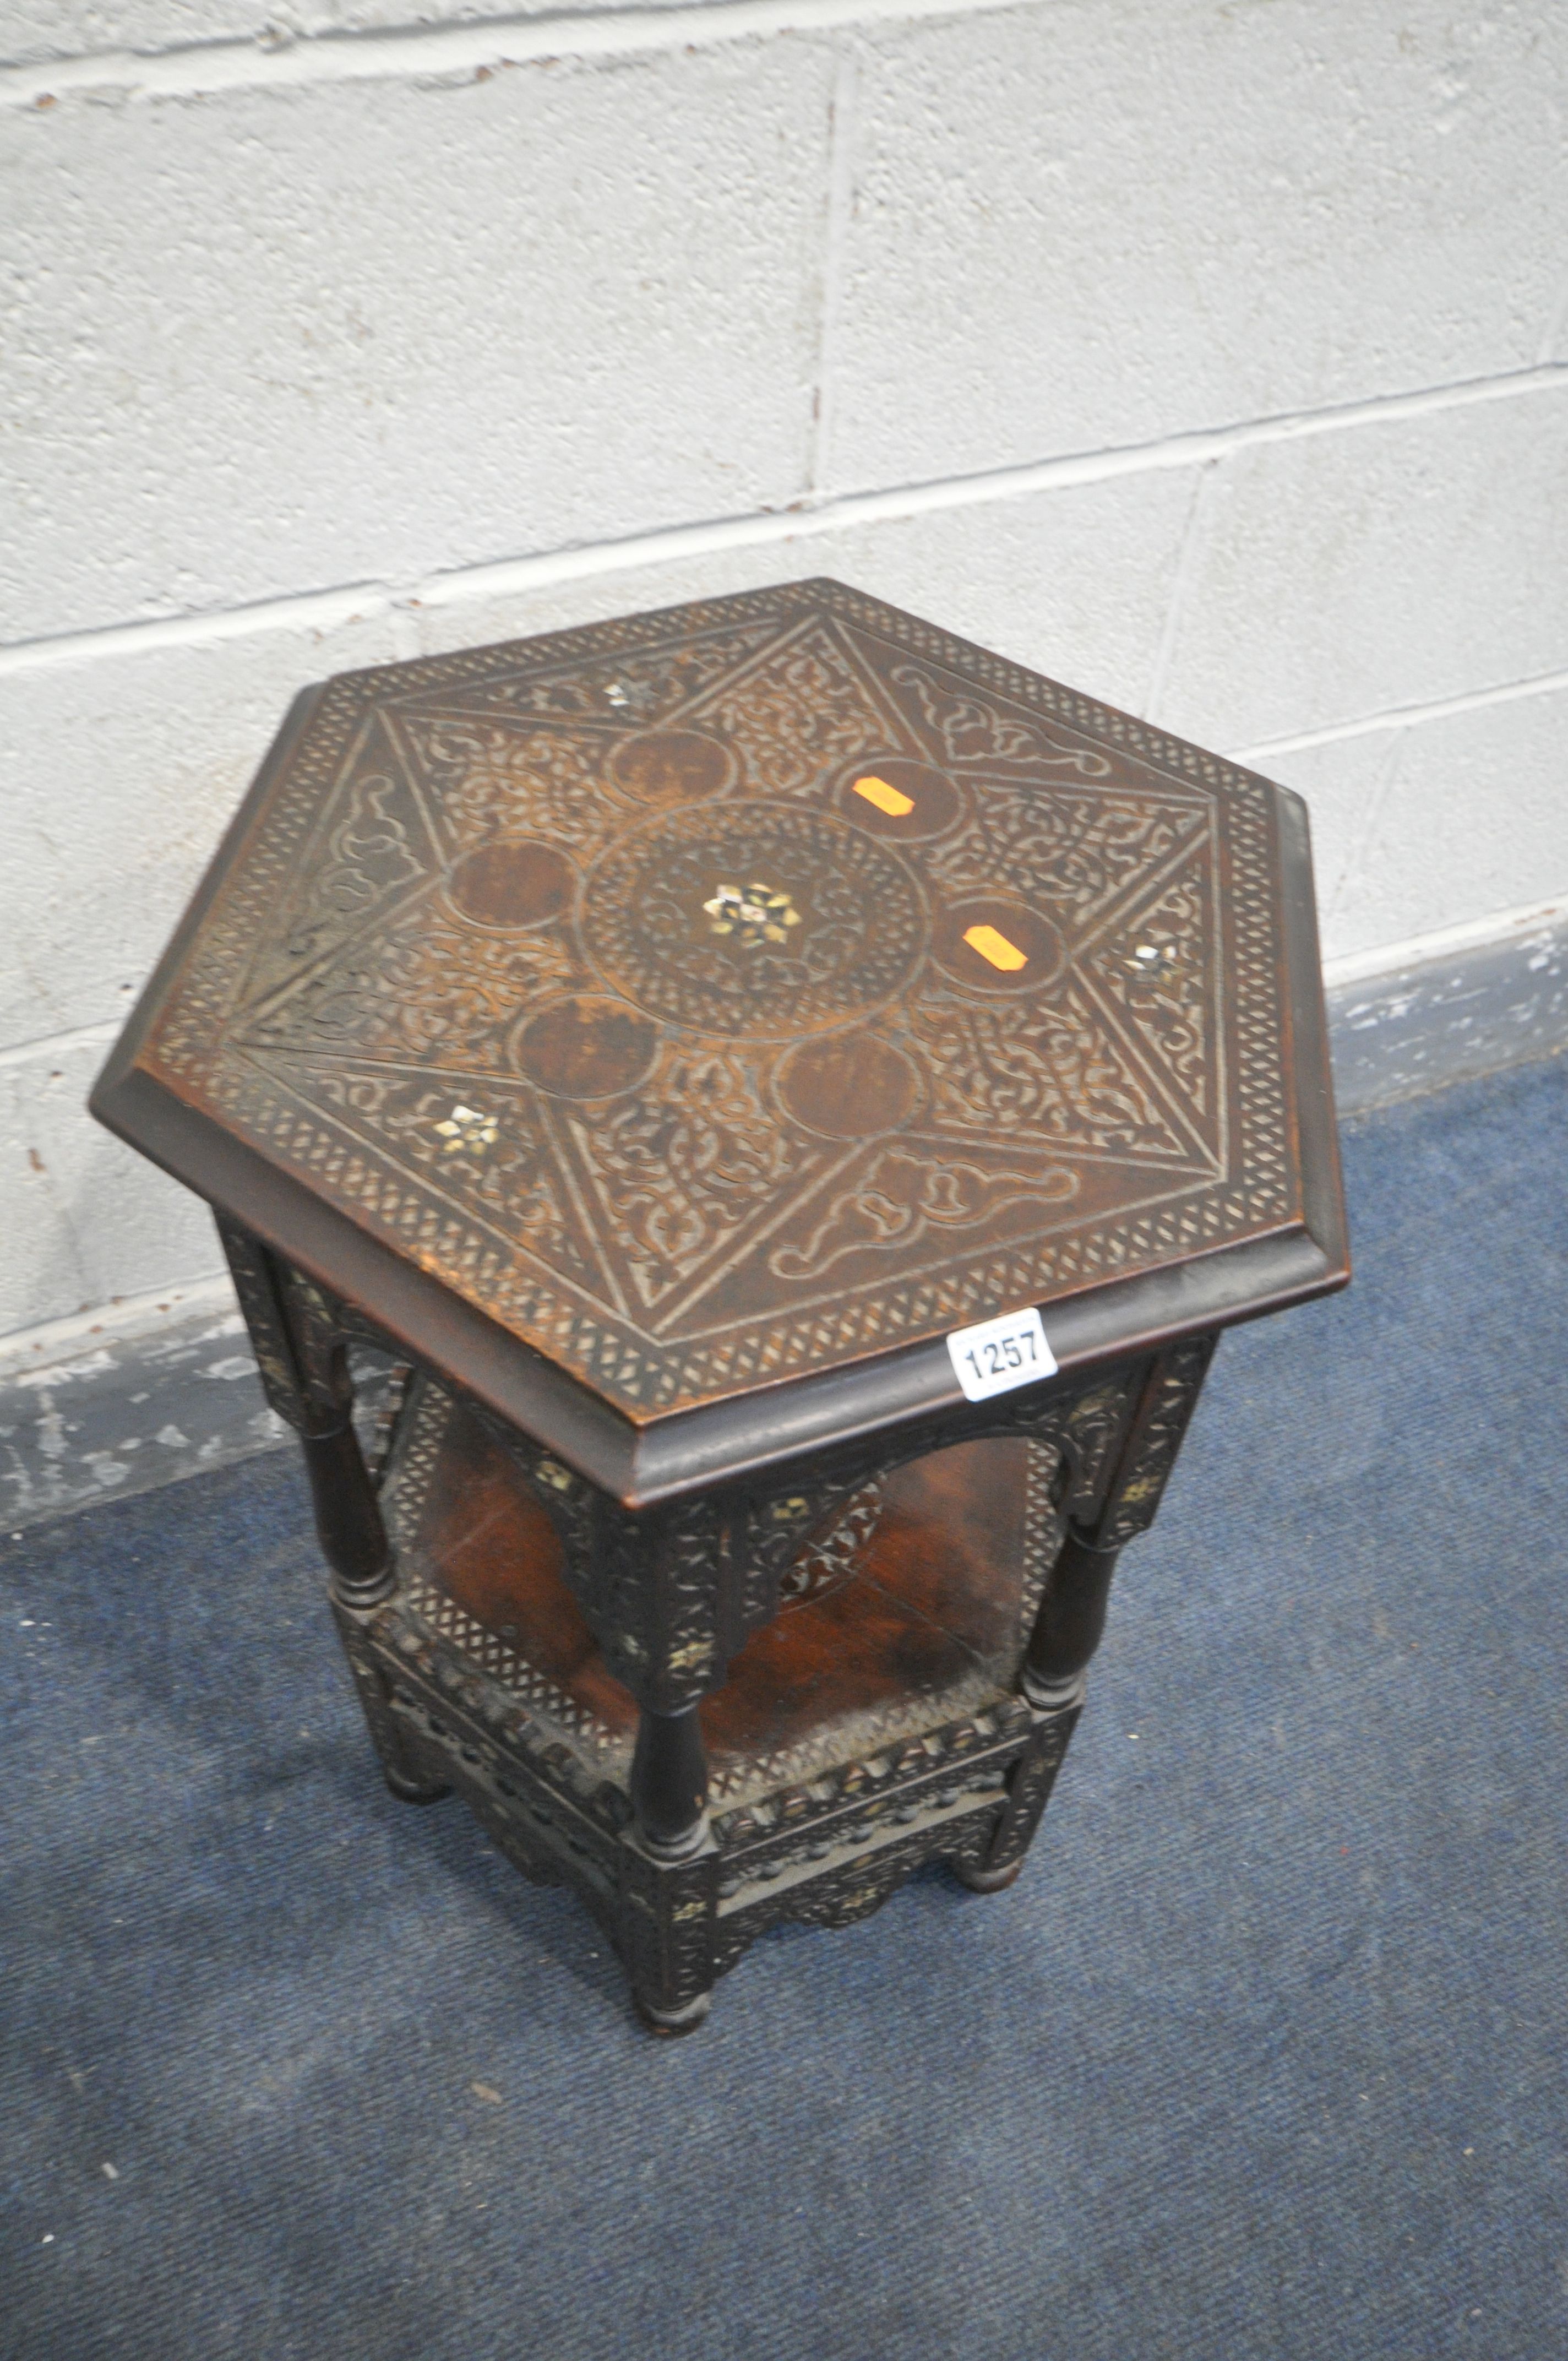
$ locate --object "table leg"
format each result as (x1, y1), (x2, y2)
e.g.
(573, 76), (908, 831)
(949, 1521), (1114, 1892)
(1021, 1525), (1121, 1710)
(300, 1422), (393, 1610)
(1031, 1334), (1216, 1689)
(960, 1335), (1218, 1892)
(625, 1707), (718, 2036)
(630, 1704), (708, 1857)
(217, 1216), (448, 1804)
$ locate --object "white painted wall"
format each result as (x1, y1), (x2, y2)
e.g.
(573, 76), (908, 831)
(3, 0), (1566, 1342)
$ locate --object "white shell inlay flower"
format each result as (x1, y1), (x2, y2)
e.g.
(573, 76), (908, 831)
(434, 1103), (499, 1155)
(701, 880), (802, 946)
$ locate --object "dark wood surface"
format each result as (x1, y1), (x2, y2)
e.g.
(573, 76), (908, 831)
(335, 1326), (1217, 2026)
(362, 1363), (1113, 2020)
(83, 581), (1350, 2030)
(92, 579), (1347, 1506)
(193, 1211), (1224, 2027)
(396, 1385), (1049, 1803)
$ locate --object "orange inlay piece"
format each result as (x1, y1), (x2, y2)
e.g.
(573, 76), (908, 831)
(962, 923), (1028, 972)
(852, 774), (916, 818)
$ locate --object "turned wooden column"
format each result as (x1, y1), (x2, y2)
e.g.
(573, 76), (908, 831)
(300, 1418), (393, 1610)
(1022, 1524), (1123, 1709)
(218, 1218), (395, 1610)
(1023, 1336), (1219, 1707)
(630, 1705), (710, 1858)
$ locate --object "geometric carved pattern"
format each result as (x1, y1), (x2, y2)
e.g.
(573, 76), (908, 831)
(142, 580), (1298, 1417)
(400, 1577), (623, 1756)
(379, 1377), (626, 1762)
(1017, 1437), (1066, 1641)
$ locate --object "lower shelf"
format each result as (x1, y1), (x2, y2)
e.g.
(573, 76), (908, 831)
(380, 1379), (1064, 1809)
(347, 1377), (1080, 2026)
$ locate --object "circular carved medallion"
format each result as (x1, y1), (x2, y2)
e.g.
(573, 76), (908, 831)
(447, 841), (575, 931)
(511, 995), (658, 1099)
(836, 756), (964, 843)
(607, 728), (734, 806)
(775, 1032), (922, 1139)
(581, 802), (927, 1041)
(930, 897), (1066, 995)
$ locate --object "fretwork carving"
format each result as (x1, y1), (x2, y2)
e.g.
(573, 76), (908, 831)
(1096, 1336), (1218, 1547)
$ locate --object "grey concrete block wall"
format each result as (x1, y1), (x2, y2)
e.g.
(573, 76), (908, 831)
(1155, 390), (1568, 749)
(3, 45), (836, 633)
(829, 4), (1568, 474)
(1, 0), (700, 61)
(2, 0), (1566, 1360)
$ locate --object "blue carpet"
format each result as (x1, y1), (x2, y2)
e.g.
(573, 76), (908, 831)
(3, 1058), (1566, 2361)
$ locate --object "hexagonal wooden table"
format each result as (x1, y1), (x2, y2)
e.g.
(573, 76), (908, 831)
(92, 579), (1348, 2032)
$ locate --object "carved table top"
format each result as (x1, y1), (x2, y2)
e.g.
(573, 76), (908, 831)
(94, 580), (1347, 1503)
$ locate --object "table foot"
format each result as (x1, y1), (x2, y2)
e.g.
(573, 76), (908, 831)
(951, 1858), (1023, 1895)
(383, 1766), (452, 1807)
(633, 1990), (712, 2039)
